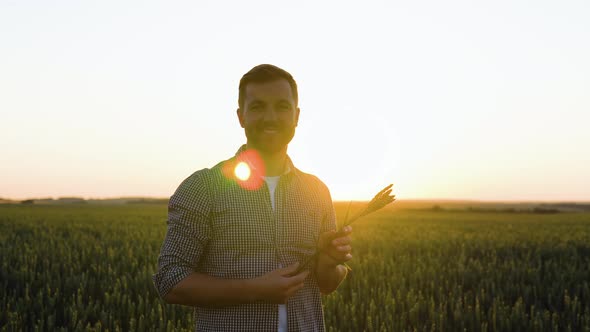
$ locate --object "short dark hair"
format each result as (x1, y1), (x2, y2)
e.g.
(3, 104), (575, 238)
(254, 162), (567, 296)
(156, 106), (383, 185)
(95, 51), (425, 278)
(238, 64), (298, 109)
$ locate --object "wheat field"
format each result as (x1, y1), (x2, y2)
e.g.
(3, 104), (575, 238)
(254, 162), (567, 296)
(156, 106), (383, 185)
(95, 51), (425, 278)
(1, 203), (589, 331)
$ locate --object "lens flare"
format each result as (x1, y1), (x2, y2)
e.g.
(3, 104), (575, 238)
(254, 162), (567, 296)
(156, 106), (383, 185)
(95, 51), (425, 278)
(222, 148), (265, 190)
(234, 162), (251, 181)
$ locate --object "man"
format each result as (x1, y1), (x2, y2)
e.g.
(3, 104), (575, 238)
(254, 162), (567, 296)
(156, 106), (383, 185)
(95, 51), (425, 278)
(153, 64), (352, 331)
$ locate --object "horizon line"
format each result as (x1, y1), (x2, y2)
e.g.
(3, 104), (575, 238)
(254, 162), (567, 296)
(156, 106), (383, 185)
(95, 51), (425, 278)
(2, 196), (589, 204)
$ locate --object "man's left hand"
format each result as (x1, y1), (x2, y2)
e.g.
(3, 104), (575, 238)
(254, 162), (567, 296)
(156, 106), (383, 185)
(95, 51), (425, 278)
(317, 226), (353, 268)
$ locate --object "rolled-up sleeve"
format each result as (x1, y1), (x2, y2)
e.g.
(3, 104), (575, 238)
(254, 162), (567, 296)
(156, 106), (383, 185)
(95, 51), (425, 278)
(152, 170), (212, 299)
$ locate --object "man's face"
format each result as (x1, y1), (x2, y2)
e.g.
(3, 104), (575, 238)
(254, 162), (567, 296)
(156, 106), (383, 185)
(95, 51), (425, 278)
(238, 79), (300, 154)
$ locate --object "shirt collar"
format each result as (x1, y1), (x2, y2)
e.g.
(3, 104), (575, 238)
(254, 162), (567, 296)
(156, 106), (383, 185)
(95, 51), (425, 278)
(234, 144), (298, 179)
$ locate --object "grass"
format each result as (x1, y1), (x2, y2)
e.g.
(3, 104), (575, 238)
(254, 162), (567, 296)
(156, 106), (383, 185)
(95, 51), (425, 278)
(1, 203), (589, 331)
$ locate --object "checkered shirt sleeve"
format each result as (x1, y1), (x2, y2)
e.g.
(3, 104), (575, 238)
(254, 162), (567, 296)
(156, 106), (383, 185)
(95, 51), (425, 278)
(152, 170), (212, 299)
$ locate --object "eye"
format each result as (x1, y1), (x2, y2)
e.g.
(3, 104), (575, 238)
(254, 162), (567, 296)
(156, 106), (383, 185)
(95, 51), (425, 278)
(277, 103), (291, 112)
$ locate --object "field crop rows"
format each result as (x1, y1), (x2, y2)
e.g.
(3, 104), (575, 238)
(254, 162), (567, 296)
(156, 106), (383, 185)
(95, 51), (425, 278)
(1, 204), (589, 331)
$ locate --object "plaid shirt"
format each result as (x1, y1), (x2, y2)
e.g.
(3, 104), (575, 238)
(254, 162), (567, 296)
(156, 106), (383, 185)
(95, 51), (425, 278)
(153, 145), (336, 331)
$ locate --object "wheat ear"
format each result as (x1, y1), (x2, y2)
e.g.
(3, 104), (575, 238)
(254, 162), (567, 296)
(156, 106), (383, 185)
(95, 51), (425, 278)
(292, 184), (396, 275)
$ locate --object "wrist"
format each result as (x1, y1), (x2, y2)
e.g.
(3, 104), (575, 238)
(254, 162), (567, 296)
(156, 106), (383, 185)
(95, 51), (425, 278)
(315, 260), (348, 295)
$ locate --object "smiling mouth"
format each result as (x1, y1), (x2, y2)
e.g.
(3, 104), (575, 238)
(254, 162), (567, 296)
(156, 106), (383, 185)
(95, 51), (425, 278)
(262, 127), (279, 134)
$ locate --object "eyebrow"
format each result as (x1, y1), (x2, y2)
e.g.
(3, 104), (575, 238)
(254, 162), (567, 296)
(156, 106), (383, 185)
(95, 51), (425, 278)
(247, 99), (292, 107)
(247, 100), (266, 107)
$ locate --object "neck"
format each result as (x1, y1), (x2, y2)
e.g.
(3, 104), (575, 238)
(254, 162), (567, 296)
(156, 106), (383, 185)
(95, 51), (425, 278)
(247, 144), (287, 176)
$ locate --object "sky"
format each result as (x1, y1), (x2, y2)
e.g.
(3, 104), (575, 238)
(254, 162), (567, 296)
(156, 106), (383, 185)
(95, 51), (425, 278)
(1, 0), (589, 201)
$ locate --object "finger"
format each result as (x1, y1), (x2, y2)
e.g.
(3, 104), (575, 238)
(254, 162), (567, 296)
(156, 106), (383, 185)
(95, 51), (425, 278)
(336, 245), (352, 252)
(285, 270), (309, 285)
(326, 249), (353, 263)
(319, 230), (340, 248)
(319, 230), (338, 241)
(332, 236), (351, 246)
(327, 252), (352, 263)
(339, 225), (352, 235)
(287, 271), (309, 288)
(331, 226), (352, 245)
(279, 262), (300, 276)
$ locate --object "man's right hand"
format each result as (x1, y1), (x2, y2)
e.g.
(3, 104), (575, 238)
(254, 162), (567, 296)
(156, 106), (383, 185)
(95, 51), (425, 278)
(249, 262), (309, 304)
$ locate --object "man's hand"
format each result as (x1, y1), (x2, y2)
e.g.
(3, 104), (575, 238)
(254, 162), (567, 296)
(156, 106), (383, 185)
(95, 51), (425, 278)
(315, 226), (352, 294)
(317, 226), (353, 268)
(249, 262), (309, 304)
(161, 264), (308, 307)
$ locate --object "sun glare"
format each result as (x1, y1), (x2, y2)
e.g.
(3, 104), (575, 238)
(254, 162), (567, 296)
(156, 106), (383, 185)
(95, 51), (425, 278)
(234, 162), (251, 181)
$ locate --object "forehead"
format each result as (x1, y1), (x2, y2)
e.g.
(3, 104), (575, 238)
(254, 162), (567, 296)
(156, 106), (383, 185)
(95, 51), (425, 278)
(244, 79), (294, 103)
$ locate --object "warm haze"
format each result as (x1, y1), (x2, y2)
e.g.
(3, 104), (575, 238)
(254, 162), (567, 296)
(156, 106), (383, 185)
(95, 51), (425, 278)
(1, 1), (589, 201)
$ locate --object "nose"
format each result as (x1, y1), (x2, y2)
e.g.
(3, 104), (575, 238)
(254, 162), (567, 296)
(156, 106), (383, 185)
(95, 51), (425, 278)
(263, 108), (278, 122)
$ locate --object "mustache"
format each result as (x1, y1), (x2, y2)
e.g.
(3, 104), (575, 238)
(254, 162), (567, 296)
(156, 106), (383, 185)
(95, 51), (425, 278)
(256, 122), (285, 130)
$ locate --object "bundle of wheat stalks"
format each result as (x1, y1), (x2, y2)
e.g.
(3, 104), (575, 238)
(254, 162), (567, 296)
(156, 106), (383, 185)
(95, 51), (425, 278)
(295, 184), (396, 274)
(339, 184), (396, 228)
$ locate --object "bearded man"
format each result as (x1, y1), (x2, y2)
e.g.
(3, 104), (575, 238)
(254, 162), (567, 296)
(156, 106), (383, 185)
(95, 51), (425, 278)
(153, 64), (352, 331)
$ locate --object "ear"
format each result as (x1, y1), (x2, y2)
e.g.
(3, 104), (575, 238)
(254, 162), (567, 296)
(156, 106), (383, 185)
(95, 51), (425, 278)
(295, 107), (300, 127)
(237, 108), (245, 128)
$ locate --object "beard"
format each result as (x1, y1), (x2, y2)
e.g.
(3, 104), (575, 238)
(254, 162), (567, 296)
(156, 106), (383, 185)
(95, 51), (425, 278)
(244, 122), (296, 154)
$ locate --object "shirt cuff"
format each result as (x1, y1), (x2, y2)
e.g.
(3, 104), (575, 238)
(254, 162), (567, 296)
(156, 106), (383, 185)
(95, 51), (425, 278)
(152, 266), (194, 299)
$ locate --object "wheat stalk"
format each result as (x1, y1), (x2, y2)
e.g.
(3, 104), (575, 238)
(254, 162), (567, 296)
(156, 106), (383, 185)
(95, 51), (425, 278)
(293, 184), (396, 274)
(342, 184), (395, 227)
